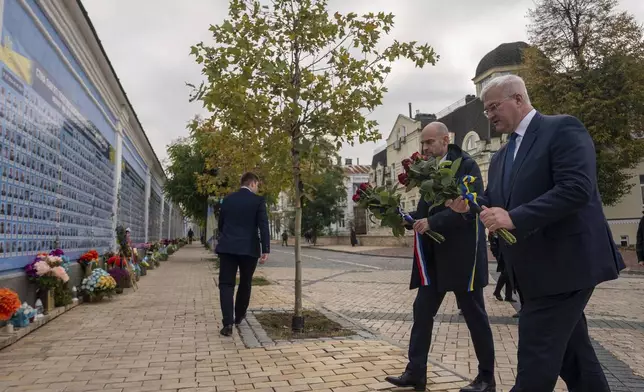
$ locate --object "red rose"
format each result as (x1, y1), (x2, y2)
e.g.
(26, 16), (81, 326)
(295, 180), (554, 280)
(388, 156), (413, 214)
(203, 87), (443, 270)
(410, 152), (422, 161)
(359, 183), (370, 191)
(398, 172), (409, 185)
(402, 158), (412, 170)
(352, 194), (361, 202)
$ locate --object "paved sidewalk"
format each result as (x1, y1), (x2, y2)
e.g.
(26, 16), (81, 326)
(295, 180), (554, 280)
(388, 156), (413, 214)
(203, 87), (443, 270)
(261, 264), (644, 391)
(0, 245), (471, 392)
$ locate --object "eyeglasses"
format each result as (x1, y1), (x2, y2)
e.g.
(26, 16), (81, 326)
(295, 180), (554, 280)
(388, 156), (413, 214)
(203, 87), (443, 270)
(483, 95), (516, 118)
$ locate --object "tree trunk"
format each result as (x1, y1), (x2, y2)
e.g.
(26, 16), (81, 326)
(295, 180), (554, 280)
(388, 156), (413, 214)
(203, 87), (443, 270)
(292, 149), (304, 331)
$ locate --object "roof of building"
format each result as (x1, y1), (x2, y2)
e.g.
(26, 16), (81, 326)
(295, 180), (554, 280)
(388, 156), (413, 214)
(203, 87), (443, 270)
(371, 148), (387, 168)
(475, 41), (529, 79)
(437, 97), (501, 146)
(344, 165), (371, 175)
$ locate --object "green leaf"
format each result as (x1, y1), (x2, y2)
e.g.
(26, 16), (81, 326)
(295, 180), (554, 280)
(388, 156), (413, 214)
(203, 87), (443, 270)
(450, 157), (462, 175)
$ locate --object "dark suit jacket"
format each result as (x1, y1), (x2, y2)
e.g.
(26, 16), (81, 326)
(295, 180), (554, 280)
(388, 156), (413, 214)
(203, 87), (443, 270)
(215, 188), (270, 259)
(479, 112), (624, 299)
(409, 144), (489, 292)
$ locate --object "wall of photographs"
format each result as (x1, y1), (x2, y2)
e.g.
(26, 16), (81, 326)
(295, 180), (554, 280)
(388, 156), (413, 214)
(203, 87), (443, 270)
(0, 1), (185, 274)
(148, 190), (162, 242)
(162, 201), (171, 240)
(117, 161), (146, 244)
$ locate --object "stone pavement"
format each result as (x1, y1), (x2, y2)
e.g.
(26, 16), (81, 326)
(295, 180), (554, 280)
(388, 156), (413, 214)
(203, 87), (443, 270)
(259, 259), (644, 391)
(0, 245), (473, 392)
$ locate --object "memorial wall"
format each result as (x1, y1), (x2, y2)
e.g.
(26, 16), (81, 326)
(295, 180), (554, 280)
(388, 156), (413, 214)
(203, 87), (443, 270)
(0, 0), (183, 275)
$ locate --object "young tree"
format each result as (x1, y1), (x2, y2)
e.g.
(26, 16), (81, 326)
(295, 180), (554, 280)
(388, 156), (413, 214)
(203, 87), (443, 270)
(190, 0), (438, 330)
(524, 0), (644, 206)
(164, 137), (209, 225)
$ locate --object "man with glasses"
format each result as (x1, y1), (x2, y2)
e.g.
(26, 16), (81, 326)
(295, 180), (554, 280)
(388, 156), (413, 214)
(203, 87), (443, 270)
(446, 75), (624, 391)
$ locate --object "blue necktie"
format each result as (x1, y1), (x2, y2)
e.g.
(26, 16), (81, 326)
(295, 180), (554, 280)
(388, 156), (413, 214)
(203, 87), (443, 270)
(502, 132), (518, 199)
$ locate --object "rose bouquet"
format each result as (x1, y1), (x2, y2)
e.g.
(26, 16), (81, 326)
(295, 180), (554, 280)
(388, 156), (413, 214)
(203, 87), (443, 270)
(81, 268), (116, 299)
(400, 153), (516, 245)
(352, 183), (445, 243)
(78, 250), (99, 269)
(0, 288), (21, 321)
(106, 255), (127, 268)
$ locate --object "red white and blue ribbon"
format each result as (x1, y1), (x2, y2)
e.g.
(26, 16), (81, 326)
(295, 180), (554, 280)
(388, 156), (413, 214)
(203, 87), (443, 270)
(413, 231), (430, 286)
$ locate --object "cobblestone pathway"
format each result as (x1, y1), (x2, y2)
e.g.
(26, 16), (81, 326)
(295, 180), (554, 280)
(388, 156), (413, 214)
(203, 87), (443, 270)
(260, 264), (644, 391)
(0, 245), (474, 392)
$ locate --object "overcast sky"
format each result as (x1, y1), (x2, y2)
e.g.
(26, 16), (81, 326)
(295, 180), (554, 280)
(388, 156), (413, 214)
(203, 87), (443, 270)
(83, 0), (644, 168)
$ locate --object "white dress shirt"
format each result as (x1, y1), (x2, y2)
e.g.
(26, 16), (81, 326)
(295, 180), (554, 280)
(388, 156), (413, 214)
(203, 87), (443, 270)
(512, 108), (537, 160)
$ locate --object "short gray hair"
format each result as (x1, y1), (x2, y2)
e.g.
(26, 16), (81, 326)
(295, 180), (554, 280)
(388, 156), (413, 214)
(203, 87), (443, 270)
(480, 74), (531, 106)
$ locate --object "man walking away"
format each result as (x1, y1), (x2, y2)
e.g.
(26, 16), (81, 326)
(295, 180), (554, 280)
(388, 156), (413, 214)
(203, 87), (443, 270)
(281, 231), (288, 246)
(215, 172), (270, 336)
(188, 228), (194, 244)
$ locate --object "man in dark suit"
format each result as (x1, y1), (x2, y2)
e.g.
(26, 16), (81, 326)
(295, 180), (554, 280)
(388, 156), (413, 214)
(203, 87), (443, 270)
(385, 122), (495, 392)
(447, 75), (624, 391)
(215, 172), (270, 336)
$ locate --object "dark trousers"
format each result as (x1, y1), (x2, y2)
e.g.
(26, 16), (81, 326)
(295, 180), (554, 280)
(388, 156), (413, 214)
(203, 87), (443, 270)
(218, 253), (258, 326)
(494, 270), (513, 300)
(407, 285), (495, 380)
(511, 288), (609, 392)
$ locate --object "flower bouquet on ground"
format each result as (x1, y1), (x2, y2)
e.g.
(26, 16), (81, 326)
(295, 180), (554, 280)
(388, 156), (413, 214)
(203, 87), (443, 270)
(352, 183), (445, 242)
(24, 253), (70, 312)
(108, 268), (131, 294)
(400, 152), (516, 245)
(10, 303), (36, 328)
(107, 256), (132, 288)
(78, 250), (100, 277)
(80, 268), (116, 302)
(0, 288), (21, 324)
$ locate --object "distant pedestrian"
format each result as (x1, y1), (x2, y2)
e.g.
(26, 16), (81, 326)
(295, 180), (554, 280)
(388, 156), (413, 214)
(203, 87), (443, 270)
(281, 231), (288, 246)
(490, 232), (515, 303)
(188, 228), (194, 244)
(350, 227), (358, 247)
(215, 172), (270, 337)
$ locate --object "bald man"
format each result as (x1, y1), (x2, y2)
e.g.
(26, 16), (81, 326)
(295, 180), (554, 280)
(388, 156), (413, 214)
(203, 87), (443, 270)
(385, 122), (496, 392)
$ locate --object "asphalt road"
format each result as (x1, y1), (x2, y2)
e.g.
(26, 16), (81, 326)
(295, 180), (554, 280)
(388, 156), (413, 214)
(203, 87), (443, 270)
(268, 246), (413, 271)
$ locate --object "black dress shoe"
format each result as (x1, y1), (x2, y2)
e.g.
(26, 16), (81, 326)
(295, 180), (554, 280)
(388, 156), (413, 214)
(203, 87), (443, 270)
(220, 325), (233, 336)
(493, 293), (503, 301)
(460, 375), (496, 392)
(384, 371), (426, 391)
(505, 297), (517, 303)
(512, 311), (520, 318)
(234, 315), (246, 325)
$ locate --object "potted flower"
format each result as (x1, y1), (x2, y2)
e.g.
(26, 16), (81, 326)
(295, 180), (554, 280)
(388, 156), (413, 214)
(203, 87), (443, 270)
(24, 253), (70, 313)
(0, 288), (21, 332)
(106, 256), (132, 288)
(80, 268), (117, 302)
(108, 268), (131, 294)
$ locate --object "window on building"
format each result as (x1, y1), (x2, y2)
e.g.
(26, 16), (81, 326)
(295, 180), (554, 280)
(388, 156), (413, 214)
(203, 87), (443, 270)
(620, 235), (629, 247)
(466, 136), (476, 151)
(338, 214), (345, 228)
(410, 199), (416, 208)
(391, 164), (396, 181)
